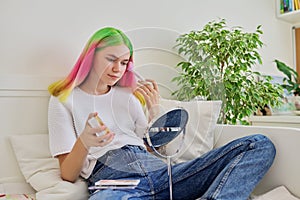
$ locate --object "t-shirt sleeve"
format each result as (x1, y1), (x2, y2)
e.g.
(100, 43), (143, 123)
(48, 96), (77, 157)
(129, 94), (148, 139)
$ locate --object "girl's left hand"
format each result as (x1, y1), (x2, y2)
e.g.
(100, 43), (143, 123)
(135, 79), (160, 120)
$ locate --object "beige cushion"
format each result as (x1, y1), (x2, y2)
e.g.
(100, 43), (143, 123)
(10, 134), (89, 200)
(159, 99), (222, 164)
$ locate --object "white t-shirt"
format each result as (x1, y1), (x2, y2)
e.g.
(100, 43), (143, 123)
(48, 86), (148, 178)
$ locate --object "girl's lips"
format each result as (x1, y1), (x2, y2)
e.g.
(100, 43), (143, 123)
(108, 74), (119, 79)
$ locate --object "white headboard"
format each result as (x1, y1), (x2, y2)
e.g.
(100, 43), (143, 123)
(0, 76), (51, 193)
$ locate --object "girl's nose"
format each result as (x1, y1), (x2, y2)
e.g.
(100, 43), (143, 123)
(112, 62), (121, 72)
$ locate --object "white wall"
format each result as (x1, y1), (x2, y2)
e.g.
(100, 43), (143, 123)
(0, 0), (295, 83)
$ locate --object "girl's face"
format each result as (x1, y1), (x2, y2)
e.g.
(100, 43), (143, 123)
(91, 44), (130, 87)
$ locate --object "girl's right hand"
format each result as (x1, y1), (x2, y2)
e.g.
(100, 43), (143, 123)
(135, 79), (160, 121)
(79, 113), (114, 150)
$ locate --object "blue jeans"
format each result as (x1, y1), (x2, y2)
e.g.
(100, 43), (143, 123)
(86, 134), (276, 200)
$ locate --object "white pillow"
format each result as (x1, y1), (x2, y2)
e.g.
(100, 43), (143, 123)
(251, 186), (300, 200)
(10, 134), (89, 200)
(158, 99), (222, 164)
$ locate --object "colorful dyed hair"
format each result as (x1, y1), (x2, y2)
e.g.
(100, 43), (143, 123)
(48, 27), (144, 104)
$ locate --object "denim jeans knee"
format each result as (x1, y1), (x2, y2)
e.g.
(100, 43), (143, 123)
(247, 134), (276, 160)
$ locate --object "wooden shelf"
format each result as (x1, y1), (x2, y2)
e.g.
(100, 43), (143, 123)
(276, 0), (300, 24)
(277, 10), (300, 23)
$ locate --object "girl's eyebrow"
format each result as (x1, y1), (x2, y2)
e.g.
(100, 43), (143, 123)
(106, 54), (129, 61)
(106, 54), (118, 58)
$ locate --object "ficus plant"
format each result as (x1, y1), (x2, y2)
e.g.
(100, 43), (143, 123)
(172, 18), (283, 124)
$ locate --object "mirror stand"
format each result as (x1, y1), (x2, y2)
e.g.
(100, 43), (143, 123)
(144, 108), (188, 200)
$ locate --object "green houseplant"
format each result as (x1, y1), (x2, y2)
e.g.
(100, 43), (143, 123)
(275, 59), (300, 110)
(173, 19), (283, 124)
(274, 59), (300, 96)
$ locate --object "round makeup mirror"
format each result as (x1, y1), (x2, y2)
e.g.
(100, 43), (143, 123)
(144, 108), (189, 200)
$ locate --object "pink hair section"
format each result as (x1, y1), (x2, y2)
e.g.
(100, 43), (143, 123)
(52, 43), (97, 101)
(118, 60), (138, 90)
(66, 43), (97, 87)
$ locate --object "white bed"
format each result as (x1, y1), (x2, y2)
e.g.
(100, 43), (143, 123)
(0, 28), (299, 199)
